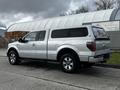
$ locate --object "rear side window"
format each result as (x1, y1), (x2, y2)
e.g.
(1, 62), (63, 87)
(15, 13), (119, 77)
(51, 27), (88, 38)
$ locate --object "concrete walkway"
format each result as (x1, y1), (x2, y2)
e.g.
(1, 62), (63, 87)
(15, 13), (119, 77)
(0, 49), (7, 57)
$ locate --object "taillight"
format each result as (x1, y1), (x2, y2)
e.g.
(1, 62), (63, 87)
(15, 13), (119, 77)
(86, 42), (96, 51)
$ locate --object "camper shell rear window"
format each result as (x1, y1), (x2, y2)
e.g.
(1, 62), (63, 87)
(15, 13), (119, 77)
(92, 26), (109, 40)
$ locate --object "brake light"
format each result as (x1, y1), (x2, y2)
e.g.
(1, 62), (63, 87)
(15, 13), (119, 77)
(87, 42), (96, 51)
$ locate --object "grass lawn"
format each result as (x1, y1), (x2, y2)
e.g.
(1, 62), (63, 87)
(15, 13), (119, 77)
(107, 52), (120, 65)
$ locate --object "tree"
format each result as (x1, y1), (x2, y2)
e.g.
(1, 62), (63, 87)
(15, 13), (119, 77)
(116, 0), (120, 7)
(94, 0), (116, 10)
(60, 5), (89, 16)
(75, 6), (89, 14)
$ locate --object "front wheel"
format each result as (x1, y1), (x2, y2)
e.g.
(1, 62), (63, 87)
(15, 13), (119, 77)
(8, 50), (21, 65)
(60, 54), (79, 73)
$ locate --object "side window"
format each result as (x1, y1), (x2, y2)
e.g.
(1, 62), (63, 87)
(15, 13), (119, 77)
(69, 28), (88, 37)
(24, 32), (37, 41)
(37, 31), (46, 41)
(51, 29), (69, 38)
(51, 27), (88, 38)
(24, 31), (46, 41)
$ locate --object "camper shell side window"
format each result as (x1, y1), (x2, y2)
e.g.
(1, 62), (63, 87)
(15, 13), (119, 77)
(51, 27), (88, 38)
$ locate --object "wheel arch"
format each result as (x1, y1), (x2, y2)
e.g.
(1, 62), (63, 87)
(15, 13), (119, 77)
(57, 48), (80, 62)
(7, 47), (19, 57)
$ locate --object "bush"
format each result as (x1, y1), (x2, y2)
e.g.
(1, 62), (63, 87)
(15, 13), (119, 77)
(0, 37), (8, 48)
(107, 52), (120, 65)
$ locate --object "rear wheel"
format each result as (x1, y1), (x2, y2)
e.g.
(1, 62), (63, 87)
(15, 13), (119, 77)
(60, 53), (79, 73)
(8, 50), (21, 65)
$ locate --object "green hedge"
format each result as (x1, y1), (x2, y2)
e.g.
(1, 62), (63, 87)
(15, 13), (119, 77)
(0, 37), (8, 48)
(107, 52), (120, 65)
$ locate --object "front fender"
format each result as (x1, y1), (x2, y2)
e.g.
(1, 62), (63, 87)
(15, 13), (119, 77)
(7, 45), (19, 56)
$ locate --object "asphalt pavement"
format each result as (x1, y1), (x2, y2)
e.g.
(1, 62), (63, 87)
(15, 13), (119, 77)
(0, 49), (120, 90)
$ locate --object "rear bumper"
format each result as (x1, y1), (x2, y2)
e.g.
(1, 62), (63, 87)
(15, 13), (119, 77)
(88, 53), (110, 63)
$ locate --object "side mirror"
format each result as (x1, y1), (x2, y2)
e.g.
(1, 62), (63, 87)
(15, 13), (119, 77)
(11, 39), (16, 42)
(18, 38), (23, 42)
(18, 38), (28, 43)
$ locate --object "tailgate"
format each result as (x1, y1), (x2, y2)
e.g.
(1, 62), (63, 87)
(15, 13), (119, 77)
(95, 40), (110, 56)
(92, 26), (111, 56)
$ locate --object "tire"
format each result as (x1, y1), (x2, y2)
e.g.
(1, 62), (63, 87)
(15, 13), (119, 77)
(8, 50), (21, 65)
(60, 53), (79, 73)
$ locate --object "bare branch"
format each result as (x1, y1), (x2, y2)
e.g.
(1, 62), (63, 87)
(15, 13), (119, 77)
(75, 6), (89, 14)
(94, 0), (116, 10)
(59, 5), (89, 16)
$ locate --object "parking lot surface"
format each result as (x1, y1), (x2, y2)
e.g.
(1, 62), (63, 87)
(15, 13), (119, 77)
(0, 49), (120, 90)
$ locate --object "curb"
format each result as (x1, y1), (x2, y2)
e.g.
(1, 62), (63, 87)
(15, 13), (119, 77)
(95, 64), (120, 69)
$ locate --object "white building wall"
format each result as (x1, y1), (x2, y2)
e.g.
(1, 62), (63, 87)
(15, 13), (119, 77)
(7, 9), (115, 32)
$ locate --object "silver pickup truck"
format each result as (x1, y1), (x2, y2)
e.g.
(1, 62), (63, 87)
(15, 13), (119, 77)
(7, 24), (110, 73)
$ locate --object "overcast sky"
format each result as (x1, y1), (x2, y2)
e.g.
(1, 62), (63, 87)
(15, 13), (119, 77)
(0, 0), (95, 27)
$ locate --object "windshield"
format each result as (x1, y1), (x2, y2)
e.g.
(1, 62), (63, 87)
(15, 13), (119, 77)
(92, 27), (109, 40)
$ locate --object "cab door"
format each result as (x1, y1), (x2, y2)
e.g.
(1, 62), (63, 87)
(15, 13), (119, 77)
(17, 31), (39, 58)
(17, 31), (47, 59)
(33, 31), (47, 59)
